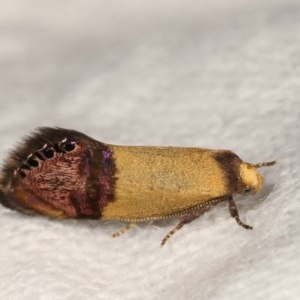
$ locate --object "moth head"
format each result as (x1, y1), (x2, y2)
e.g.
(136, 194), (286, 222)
(239, 161), (276, 194)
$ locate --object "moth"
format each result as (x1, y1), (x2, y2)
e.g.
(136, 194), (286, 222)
(0, 128), (275, 246)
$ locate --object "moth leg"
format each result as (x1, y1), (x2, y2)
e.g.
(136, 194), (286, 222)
(228, 196), (253, 230)
(160, 205), (213, 247)
(111, 222), (136, 238)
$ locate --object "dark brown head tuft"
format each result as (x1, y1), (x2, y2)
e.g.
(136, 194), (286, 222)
(214, 150), (244, 193)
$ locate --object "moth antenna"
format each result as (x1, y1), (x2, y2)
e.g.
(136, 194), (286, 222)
(254, 161), (276, 168)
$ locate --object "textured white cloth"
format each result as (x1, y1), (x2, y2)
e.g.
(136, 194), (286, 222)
(0, 1), (299, 299)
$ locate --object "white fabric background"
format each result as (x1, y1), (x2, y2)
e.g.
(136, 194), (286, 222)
(0, 1), (299, 299)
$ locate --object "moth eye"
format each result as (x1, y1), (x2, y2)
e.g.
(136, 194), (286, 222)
(42, 146), (55, 158)
(59, 138), (77, 152)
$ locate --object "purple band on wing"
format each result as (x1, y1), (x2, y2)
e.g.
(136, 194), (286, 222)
(99, 149), (114, 208)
